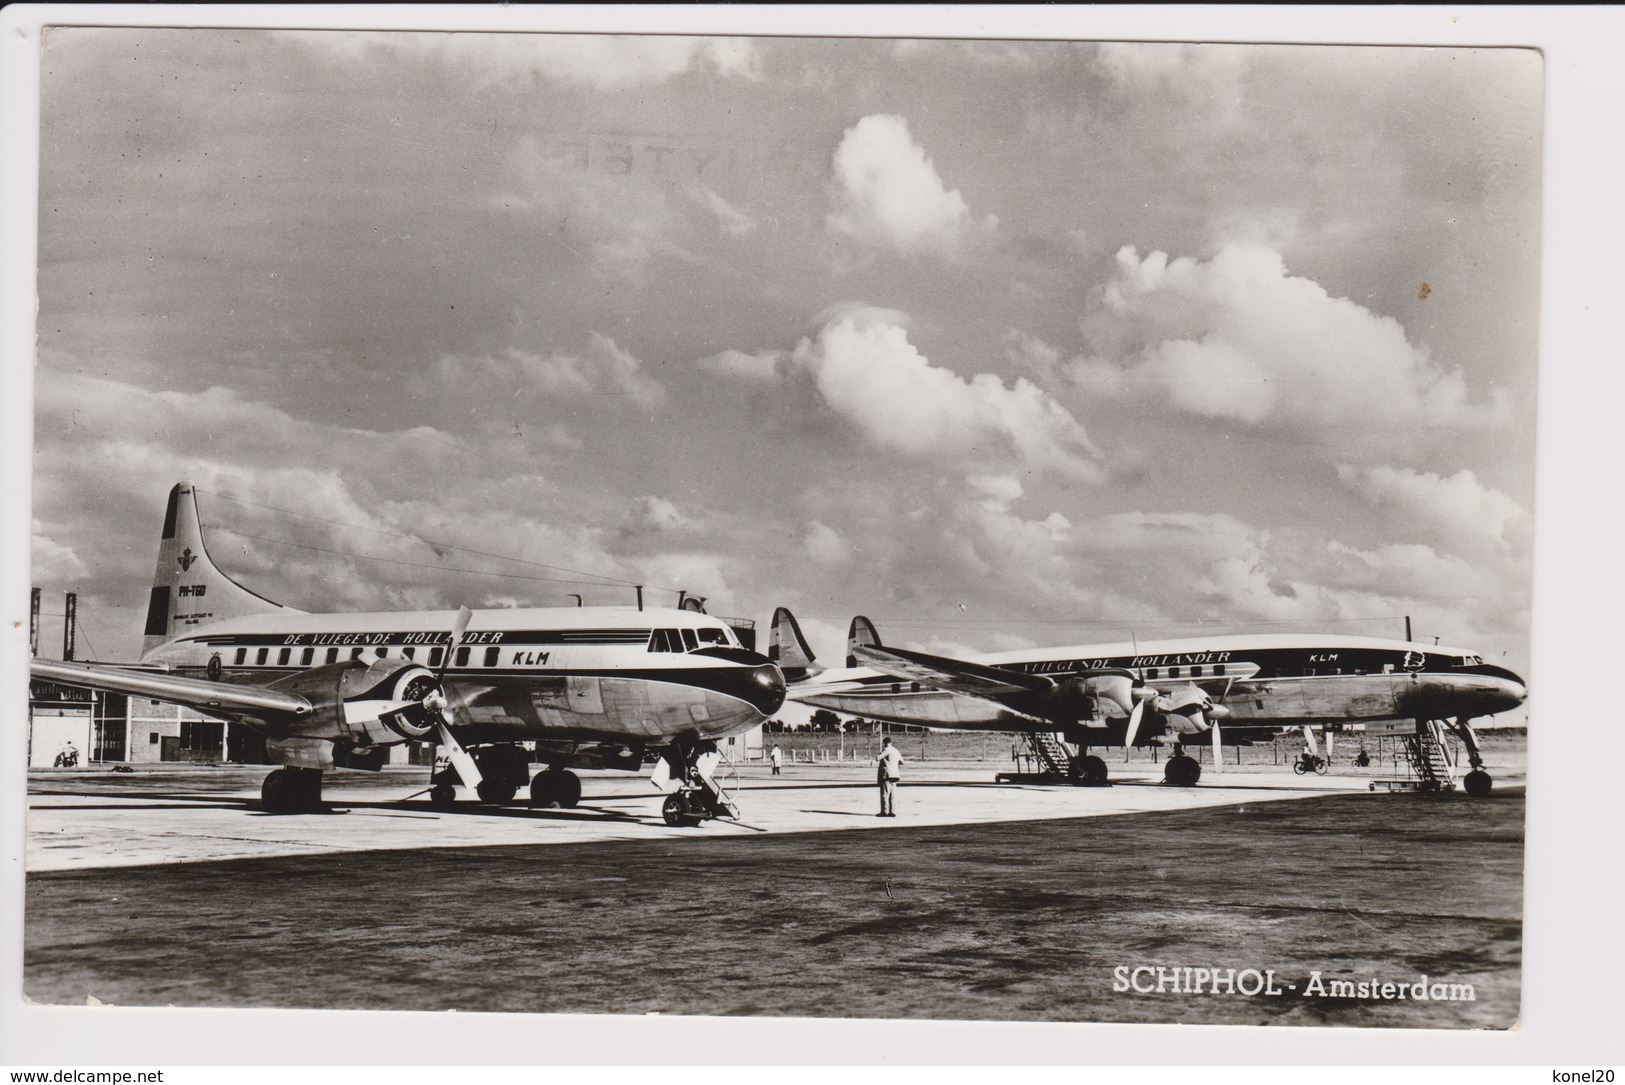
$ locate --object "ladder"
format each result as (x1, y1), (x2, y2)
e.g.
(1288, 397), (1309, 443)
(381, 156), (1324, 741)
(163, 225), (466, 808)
(1030, 731), (1076, 776)
(1399, 721), (1457, 791)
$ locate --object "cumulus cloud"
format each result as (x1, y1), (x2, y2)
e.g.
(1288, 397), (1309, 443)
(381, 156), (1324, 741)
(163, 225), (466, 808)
(433, 333), (666, 411)
(795, 308), (1103, 482)
(1094, 42), (1250, 122)
(692, 186), (756, 237)
(694, 348), (782, 382)
(803, 521), (852, 564)
(633, 496), (698, 534)
(1336, 464), (1527, 551)
(827, 114), (992, 256)
(32, 524), (89, 584)
(1072, 245), (1510, 445)
(285, 31), (762, 91)
(967, 473), (1024, 512)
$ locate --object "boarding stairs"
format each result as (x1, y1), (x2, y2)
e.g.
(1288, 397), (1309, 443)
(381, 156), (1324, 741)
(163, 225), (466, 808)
(995, 731), (1079, 784)
(1372, 720), (1458, 792)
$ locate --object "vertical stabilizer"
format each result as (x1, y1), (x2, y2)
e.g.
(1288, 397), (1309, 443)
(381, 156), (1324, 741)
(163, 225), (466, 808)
(846, 615), (881, 669)
(142, 482), (291, 656)
(767, 607), (822, 681)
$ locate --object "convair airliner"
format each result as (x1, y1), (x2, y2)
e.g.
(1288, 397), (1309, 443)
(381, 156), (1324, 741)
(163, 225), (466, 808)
(32, 484), (786, 824)
(767, 608), (1526, 795)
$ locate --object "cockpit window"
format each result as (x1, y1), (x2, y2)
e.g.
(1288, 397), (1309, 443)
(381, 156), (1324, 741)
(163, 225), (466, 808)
(680, 628), (698, 652)
(697, 628), (728, 646)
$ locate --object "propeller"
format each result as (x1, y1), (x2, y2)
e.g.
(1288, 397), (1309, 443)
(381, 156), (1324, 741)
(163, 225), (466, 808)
(426, 606), (484, 794)
(1123, 697), (1147, 749)
(425, 607), (471, 724)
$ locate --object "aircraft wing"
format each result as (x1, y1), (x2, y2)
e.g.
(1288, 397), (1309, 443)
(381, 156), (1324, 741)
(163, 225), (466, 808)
(30, 658), (313, 724)
(852, 644), (1055, 698)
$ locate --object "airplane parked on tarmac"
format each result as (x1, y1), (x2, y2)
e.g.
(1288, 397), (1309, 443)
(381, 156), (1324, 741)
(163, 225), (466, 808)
(767, 608), (1526, 795)
(30, 483), (786, 824)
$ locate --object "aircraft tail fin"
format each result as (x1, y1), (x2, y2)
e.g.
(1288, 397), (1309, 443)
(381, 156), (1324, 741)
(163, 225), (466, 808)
(767, 607), (823, 681)
(142, 482), (291, 656)
(846, 615), (881, 669)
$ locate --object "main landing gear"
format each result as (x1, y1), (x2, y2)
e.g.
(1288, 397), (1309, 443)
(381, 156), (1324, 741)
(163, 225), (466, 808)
(529, 767), (583, 809)
(1162, 743), (1202, 787)
(422, 742), (582, 810)
(260, 766), (324, 813)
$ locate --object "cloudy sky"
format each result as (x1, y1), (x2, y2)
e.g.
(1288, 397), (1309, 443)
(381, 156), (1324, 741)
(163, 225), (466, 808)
(31, 29), (1540, 683)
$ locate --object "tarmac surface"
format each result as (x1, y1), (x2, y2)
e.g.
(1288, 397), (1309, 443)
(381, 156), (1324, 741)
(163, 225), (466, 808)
(23, 750), (1526, 1028)
(25, 759), (1412, 871)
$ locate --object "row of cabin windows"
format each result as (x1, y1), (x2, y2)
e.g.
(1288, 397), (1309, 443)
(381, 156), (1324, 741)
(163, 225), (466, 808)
(232, 644), (501, 669)
(230, 627), (738, 668)
(646, 627), (730, 653)
(1144, 665), (1228, 680)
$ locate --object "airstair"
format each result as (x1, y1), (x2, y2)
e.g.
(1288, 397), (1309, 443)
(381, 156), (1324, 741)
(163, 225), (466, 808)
(1371, 720), (1458, 792)
(995, 731), (1081, 784)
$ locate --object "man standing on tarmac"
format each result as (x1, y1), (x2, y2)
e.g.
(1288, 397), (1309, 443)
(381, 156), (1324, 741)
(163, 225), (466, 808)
(875, 737), (903, 817)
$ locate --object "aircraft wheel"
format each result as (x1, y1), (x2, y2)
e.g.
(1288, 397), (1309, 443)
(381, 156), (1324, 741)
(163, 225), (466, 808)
(1463, 769), (1493, 797)
(476, 781), (517, 805)
(662, 793), (703, 827)
(260, 769), (290, 813)
(553, 770), (582, 808)
(428, 783), (457, 810)
(1078, 755), (1109, 787)
(1164, 754), (1202, 787)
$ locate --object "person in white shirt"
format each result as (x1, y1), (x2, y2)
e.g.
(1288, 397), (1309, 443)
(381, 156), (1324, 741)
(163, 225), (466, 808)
(769, 745), (783, 775)
(875, 737), (903, 817)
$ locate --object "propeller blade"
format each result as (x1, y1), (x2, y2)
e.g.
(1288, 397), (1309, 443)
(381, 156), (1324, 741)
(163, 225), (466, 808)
(1302, 725), (1319, 757)
(438, 606), (473, 680)
(1210, 718), (1223, 774)
(425, 605), (475, 721)
(1124, 699), (1145, 748)
(1326, 730), (1335, 761)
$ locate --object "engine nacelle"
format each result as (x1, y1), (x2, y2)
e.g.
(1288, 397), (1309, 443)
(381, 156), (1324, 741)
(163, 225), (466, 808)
(266, 658), (442, 746)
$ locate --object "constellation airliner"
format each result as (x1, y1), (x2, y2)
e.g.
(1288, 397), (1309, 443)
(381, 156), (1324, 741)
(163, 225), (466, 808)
(31, 483), (786, 824)
(768, 608), (1526, 795)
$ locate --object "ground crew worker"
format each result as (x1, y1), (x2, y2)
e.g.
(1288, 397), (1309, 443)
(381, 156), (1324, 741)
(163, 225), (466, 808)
(770, 745), (782, 775)
(875, 737), (903, 817)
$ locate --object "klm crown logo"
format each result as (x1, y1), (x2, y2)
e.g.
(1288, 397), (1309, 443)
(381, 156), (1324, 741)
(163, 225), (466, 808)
(178, 547), (197, 572)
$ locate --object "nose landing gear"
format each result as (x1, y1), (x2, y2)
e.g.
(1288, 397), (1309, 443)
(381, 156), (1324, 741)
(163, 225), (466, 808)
(655, 739), (739, 827)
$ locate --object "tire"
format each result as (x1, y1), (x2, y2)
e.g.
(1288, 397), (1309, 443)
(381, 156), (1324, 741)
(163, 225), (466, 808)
(1164, 754), (1201, 787)
(553, 770), (582, 808)
(476, 782), (517, 805)
(1315, 759), (1330, 776)
(260, 769), (289, 813)
(1293, 761), (1309, 776)
(1463, 769), (1493, 797)
(662, 793), (702, 827)
(1078, 755), (1109, 787)
(429, 783), (457, 810)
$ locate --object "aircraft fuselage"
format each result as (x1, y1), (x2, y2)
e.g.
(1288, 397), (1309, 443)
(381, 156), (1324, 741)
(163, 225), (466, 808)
(145, 606), (787, 746)
(794, 634), (1526, 735)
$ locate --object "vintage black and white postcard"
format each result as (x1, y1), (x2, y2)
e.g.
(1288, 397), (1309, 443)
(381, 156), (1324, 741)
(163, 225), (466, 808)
(11, 10), (1571, 1063)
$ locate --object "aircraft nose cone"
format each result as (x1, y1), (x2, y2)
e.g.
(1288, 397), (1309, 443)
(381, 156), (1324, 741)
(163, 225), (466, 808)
(1504, 675), (1529, 708)
(752, 662), (788, 716)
